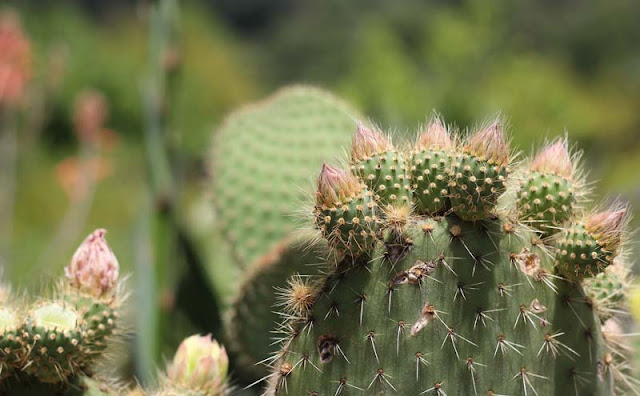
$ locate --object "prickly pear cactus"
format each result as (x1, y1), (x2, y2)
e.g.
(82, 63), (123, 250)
(0, 229), (126, 394)
(262, 118), (635, 396)
(227, 238), (327, 380)
(210, 86), (360, 266)
(211, 86), (360, 382)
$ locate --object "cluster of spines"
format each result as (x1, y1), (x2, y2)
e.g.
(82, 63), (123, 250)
(260, 114), (636, 396)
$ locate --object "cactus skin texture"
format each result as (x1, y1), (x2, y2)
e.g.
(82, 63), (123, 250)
(211, 86), (360, 267)
(264, 117), (634, 396)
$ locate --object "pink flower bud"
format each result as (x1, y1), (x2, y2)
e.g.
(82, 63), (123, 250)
(531, 139), (572, 178)
(65, 229), (119, 297)
(417, 118), (453, 150)
(316, 163), (362, 206)
(0, 10), (31, 107)
(350, 122), (392, 161)
(167, 334), (228, 393)
(585, 208), (628, 252)
(465, 121), (509, 166)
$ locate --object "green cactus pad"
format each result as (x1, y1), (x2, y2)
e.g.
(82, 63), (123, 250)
(449, 153), (508, 221)
(61, 289), (120, 363)
(227, 239), (327, 381)
(22, 303), (84, 383)
(352, 151), (412, 208)
(81, 302), (117, 354)
(518, 171), (575, 231)
(259, 118), (630, 395)
(314, 186), (379, 256)
(268, 216), (609, 395)
(410, 148), (452, 214)
(583, 268), (626, 321)
(211, 86), (361, 266)
(555, 222), (612, 278)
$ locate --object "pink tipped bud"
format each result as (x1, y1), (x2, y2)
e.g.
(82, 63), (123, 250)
(316, 163), (361, 206)
(350, 122), (392, 161)
(0, 10), (31, 107)
(65, 229), (119, 297)
(167, 334), (228, 393)
(465, 121), (509, 166)
(531, 140), (573, 178)
(585, 208), (628, 252)
(417, 118), (453, 150)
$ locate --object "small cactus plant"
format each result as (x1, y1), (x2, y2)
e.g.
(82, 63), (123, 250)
(0, 228), (126, 394)
(260, 117), (636, 395)
(0, 229), (230, 396)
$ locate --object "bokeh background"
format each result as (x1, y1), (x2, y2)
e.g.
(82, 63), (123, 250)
(1, 0), (639, 392)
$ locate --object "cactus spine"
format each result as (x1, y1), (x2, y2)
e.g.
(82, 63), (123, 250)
(263, 118), (635, 395)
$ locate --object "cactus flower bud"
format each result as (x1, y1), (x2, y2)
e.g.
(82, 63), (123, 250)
(465, 121), (509, 166)
(417, 118), (453, 150)
(0, 10), (31, 107)
(316, 163), (362, 207)
(585, 208), (628, 253)
(167, 334), (228, 393)
(350, 122), (392, 161)
(65, 228), (119, 297)
(531, 139), (572, 179)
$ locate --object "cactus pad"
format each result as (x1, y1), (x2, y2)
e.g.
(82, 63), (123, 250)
(260, 114), (633, 396)
(211, 86), (360, 266)
(518, 171), (575, 229)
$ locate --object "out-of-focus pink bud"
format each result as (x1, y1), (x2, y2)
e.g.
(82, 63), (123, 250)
(465, 121), (509, 166)
(531, 140), (573, 178)
(417, 118), (453, 150)
(316, 163), (362, 207)
(0, 10), (31, 108)
(167, 334), (228, 393)
(65, 229), (119, 297)
(350, 122), (392, 161)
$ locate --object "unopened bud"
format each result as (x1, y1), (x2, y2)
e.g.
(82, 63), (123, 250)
(65, 229), (119, 297)
(350, 122), (392, 161)
(0, 10), (31, 107)
(316, 163), (361, 206)
(465, 121), (509, 166)
(417, 118), (453, 150)
(585, 207), (628, 252)
(531, 139), (572, 178)
(167, 334), (228, 393)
